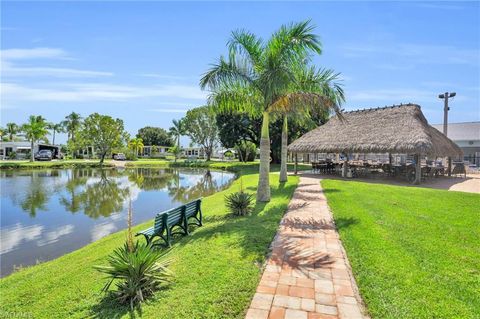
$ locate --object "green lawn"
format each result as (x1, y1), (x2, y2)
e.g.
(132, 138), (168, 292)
(0, 169), (299, 318)
(322, 179), (480, 319)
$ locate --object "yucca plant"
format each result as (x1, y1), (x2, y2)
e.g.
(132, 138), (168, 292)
(225, 191), (255, 216)
(95, 199), (172, 310)
(95, 241), (173, 310)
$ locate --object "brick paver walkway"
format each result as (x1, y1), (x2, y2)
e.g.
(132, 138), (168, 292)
(246, 175), (369, 319)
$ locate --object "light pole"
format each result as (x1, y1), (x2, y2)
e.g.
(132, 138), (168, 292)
(438, 92), (456, 136)
(438, 92), (456, 176)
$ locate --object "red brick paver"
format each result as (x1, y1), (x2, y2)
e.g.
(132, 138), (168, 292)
(246, 176), (369, 319)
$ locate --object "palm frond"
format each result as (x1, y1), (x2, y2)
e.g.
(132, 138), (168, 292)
(207, 82), (262, 117)
(266, 20), (322, 66)
(268, 66), (345, 120)
(228, 29), (264, 67)
(199, 55), (255, 91)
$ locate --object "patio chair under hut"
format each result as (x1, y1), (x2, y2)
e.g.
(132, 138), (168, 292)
(288, 103), (462, 184)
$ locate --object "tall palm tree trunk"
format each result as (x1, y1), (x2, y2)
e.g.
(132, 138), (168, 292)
(257, 112), (271, 202)
(30, 140), (35, 162)
(52, 130), (56, 145)
(279, 115), (288, 182)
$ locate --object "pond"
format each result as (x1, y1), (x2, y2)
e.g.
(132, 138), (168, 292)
(0, 167), (236, 277)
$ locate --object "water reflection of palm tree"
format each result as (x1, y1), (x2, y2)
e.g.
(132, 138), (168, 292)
(19, 172), (50, 217)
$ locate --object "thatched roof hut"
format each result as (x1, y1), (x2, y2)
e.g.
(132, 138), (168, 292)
(288, 103), (462, 157)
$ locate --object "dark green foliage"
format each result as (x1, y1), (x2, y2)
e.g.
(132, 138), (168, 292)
(80, 113), (127, 164)
(269, 111), (329, 163)
(216, 111), (329, 163)
(235, 140), (257, 162)
(182, 106), (219, 161)
(94, 241), (172, 310)
(137, 126), (173, 147)
(225, 191), (255, 216)
(216, 112), (261, 148)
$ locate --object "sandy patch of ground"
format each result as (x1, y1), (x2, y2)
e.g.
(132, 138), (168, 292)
(422, 174), (480, 194)
(111, 160), (127, 168)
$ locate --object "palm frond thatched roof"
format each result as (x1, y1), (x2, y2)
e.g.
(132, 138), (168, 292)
(288, 103), (462, 157)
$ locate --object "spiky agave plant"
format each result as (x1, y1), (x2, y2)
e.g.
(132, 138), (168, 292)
(225, 191), (255, 216)
(225, 177), (255, 216)
(95, 242), (173, 310)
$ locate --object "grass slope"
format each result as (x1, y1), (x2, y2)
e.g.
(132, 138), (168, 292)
(322, 179), (480, 319)
(0, 170), (299, 319)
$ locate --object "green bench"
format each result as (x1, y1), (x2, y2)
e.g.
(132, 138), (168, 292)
(136, 198), (203, 247)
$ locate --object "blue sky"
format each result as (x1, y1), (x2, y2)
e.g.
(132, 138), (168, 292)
(1, 1), (479, 144)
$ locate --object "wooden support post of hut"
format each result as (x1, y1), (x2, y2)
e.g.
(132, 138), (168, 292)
(294, 153), (298, 175)
(414, 154), (421, 185)
(447, 157), (452, 176)
(342, 153), (349, 178)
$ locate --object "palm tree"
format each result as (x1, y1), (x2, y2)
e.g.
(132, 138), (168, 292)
(128, 138), (145, 158)
(0, 127), (5, 141)
(200, 20), (340, 201)
(169, 119), (184, 148)
(277, 66), (345, 182)
(6, 122), (19, 141)
(21, 115), (50, 162)
(48, 122), (66, 145)
(62, 112), (82, 142)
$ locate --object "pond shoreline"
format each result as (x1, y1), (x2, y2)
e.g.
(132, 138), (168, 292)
(0, 168), (300, 318)
(0, 160), (114, 170)
(1, 166), (237, 277)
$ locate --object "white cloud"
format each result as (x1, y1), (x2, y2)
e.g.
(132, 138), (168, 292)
(2, 82), (206, 103)
(1, 47), (113, 78)
(412, 3), (465, 10)
(148, 108), (189, 113)
(343, 42), (479, 66)
(152, 101), (194, 106)
(0, 223), (44, 254)
(138, 73), (196, 80)
(0, 27), (18, 31)
(91, 222), (117, 241)
(2, 61), (113, 78)
(1, 47), (67, 60)
(37, 224), (75, 246)
(346, 88), (471, 105)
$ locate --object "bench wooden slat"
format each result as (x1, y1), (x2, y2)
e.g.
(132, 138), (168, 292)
(136, 198), (203, 247)
(185, 198), (202, 227)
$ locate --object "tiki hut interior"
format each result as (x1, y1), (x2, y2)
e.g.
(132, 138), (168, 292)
(288, 103), (463, 184)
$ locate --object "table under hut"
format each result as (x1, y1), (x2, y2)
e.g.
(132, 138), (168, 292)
(288, 103), (463, 184)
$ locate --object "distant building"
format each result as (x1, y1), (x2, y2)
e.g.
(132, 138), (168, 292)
(183, 147), (205, 158)
(139, 145), (170, 157)
(0, 141), (61, 160)
(182, 147), (225, 159)
(432, 122), (480, 166)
